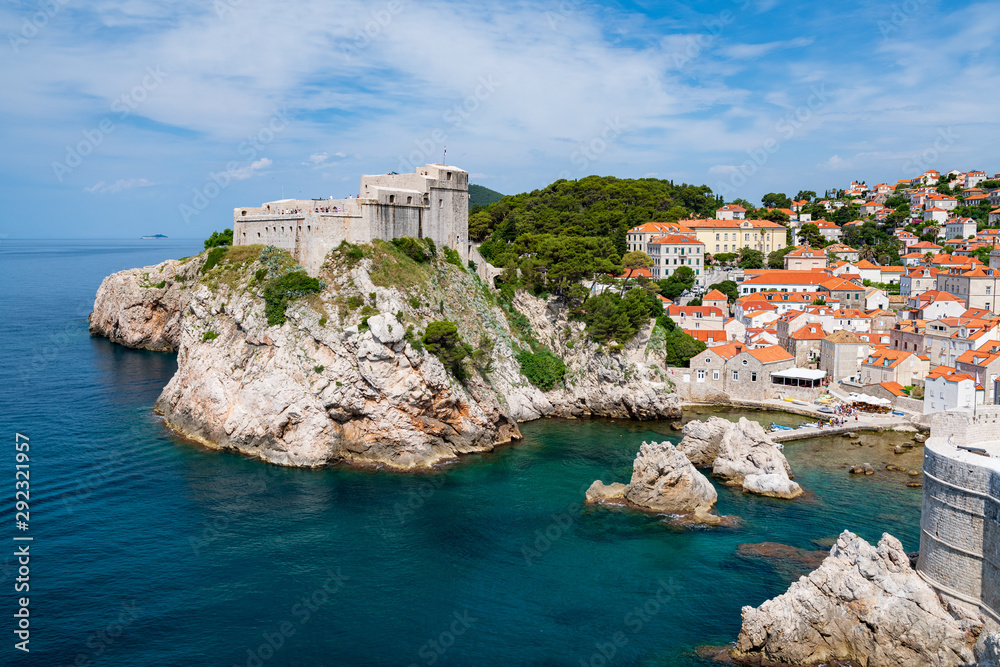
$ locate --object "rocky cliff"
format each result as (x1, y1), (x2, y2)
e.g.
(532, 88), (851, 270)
(732, 530), (980, 667)
(90, 242), (681, 469)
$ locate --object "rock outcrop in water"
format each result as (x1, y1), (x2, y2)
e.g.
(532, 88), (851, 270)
(90, 242), (681, 469)
(677, 417), (802, 499)
(586, 440), (722, 524)
(731, 530), (980, 667)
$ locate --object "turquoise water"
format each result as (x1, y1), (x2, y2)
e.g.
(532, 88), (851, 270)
(0, 241), (923, 666)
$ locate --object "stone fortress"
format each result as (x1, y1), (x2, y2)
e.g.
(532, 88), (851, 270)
(233, 164), (471, 276)
(919, 406), (1000, 624)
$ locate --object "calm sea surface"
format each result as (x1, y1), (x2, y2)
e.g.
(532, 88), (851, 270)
(0, 240), (923, 666)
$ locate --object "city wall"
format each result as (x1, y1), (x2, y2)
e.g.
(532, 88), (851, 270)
(917, 407), (1000, 623)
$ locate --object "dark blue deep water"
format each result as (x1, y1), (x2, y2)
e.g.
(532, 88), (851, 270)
(0, 240), (924, 666)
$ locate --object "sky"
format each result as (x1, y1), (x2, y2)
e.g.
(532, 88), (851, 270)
(1, 0), (998, 239)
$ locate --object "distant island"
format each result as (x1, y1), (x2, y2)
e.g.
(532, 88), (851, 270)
(140, 234), (168, 239)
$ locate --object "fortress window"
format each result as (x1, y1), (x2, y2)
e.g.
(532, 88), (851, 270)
(407, 196), (412, 204)
(439, 199), (443, 208)
(307, 226), (311, 232)
(257, 232), (261, 238)
(241, 210), (247, 216)
(447, 172), (452, 180)
(389, 195), (395, 203)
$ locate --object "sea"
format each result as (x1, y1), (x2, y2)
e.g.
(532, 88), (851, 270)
(0, 240), (924, 666)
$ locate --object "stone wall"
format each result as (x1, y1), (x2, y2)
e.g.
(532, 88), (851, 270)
(233, 164), (470, 275)
(917, 406), (1000, 622)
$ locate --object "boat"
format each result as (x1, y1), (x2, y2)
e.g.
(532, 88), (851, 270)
(769, 423), (793, 431)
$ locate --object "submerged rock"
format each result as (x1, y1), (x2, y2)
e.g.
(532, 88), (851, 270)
(732, 530), (979, 667)
(678, 417), (802, 499)
(849, 463), (875, 475)
(586, 441), (722, 525)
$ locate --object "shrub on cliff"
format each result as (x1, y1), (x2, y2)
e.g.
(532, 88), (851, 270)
(516, 347), (566, 391)
(576, 288), (654, 345)
(422, 320), (471, 380)
(263, 271), (323, 326)
(204, 228), (233, 250)
(391, 237), (436, 263)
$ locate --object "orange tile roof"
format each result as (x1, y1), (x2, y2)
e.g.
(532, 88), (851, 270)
(786, 246), (826, 258)
(879, 382), (907, 397)
(748, 345), (794, 363)
(791, 323), (827, 340)
(704, 289), (728, 301)
(685, 329), (728, 343)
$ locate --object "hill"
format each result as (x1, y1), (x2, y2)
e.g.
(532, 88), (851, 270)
(469, 176), (722, 253)
(469, 184), (505, 209)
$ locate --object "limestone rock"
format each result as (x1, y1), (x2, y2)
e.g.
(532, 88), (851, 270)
(368, 313), (405, 345)
(91, 248), (685, 470)
(88, 258), (200, 352)
(975, 630), (1000, 667)
(849, 463), (875, 475)
(732, 530), (978, 666)
(623, 441), (718, 515)
(676, 417), (732, 466)
(679, 417), (802, 499)
(587, 441), (721, 524)
(585, 481), (627, 503)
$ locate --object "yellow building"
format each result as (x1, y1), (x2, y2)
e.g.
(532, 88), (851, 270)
(677, 218), (787, 256)
(627, 219), (787, 257)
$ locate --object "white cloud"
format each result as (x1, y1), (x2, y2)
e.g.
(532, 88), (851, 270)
(225, 157), (272, 180)
(819, 155), (851, 170)
(85, 178), (156, 194)
(709, 165), (739, 174)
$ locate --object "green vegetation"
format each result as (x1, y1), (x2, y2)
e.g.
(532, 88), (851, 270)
(318, 318), (328, 327)
(761, 192), (792, 209)
(737, 247), (764, 269)
(443, 247), (465, 271)
(201, 246), (229, 274)
(516, 347), (566, 391)
(469, 184), (505, 209)
(841, 221), (902, 265)
(469, 175), (722, 251)
(202, 331), (219, 342)
(204, 228), (233, 250)
(576, 288), (656, 345)
(422, 321), (471, 380)
(767, 246), (796, 269)
(391, 236), (437, 263)
(483, 234), (622, 298)
(263, 271), (323, 326)
(707, 280), (739, 303)
(797, 223), (827, 249)
(653, 316), (706, 368)
(658, 266), (696, 300)
(313, 365), (325, 373)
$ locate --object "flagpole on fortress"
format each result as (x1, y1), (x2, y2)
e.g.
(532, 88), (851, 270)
(443, 146), (447, 165)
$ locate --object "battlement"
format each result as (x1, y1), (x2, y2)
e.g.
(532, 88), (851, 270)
(232, 164), (469, 275)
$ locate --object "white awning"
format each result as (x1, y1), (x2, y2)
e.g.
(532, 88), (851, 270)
(849, 393), (891, 406)
(771, 368), (827, 380)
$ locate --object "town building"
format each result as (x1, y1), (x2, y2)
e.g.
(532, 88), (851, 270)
(924, 365), (976, 414)
(820, 330), (869, 384)
(783, 246), (828, 270)
(647, 234), (705, 283)
(860, 349), (929, 386)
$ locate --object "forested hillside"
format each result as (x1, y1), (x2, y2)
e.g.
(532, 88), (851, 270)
(469, 176), (722, 252)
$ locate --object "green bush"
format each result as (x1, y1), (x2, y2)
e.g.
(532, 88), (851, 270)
(201, 247), (229, 274)
(347, 296), (364, 310)
(422, 320), (470, 379)
(202, 331), (219, 342)
(313, 365), (325, 373)
(443, 247), (465, 271)
(405, 325), (424, 352)
(391, 237), (433, 263)
(468, 259), (477, 271)
(318, 318), (328, 327)
(409, 296), (422, 310)
(153, 280), (166, 289)
(263, 271), (323, 326)
(517, 348), (566, 391)
(577, 288), (653, 345)
(204, 228), (233, 250)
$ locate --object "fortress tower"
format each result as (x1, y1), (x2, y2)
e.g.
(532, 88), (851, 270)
(232, 164), (469, 275)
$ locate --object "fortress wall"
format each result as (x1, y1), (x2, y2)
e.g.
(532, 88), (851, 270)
(917, 406), (1000, 622)
(233, 165), (475, 275)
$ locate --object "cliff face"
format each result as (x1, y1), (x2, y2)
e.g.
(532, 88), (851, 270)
(90, 242), (680, 469)
(88, 257), (201, 352)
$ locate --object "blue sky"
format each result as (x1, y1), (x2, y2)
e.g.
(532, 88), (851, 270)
(1, 0), (998, 239)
